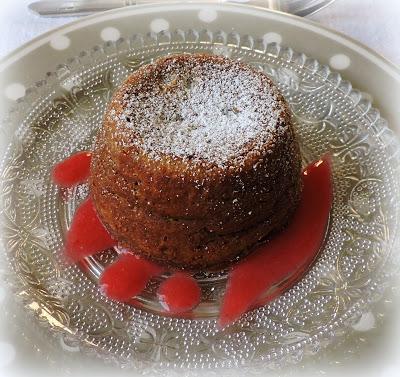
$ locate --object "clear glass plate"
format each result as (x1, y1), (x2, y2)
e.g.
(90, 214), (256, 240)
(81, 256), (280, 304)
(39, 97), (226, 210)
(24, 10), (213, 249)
(1, 29), (400, 373)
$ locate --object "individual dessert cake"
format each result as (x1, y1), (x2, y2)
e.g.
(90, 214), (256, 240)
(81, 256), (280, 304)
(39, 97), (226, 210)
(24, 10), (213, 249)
(90, 54), (302, 271)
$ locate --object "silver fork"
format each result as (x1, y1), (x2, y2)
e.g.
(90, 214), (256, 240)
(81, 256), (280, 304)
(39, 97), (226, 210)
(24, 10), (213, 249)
(28, 0), (336, 17)
(283, 0), (335, 17)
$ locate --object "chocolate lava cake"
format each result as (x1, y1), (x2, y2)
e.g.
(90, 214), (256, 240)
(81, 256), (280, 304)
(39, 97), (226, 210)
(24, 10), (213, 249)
(90, 54), (302, 270)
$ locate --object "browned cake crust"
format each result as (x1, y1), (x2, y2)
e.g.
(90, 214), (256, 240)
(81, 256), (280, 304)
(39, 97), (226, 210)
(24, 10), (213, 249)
(90, 54), (302, 270)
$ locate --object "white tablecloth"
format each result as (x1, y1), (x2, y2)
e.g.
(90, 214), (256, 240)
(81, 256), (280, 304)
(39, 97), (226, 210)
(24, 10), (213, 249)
(0, 1), (400, 377)
(1, 0), (400, 65)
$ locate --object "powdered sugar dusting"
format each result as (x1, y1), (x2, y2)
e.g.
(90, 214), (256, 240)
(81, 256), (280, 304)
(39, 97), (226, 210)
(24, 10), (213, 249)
(113, 55), (287, 168)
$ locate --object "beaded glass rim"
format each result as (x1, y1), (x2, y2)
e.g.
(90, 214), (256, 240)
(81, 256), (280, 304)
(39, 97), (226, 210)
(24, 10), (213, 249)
(1, 29), (400, 374)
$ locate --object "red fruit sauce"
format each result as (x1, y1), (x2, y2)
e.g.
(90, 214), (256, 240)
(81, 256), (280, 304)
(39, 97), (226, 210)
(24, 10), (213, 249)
(100, 253), (164, 302)
(52, 151), (92, 188)
(65, 197), (116, 263)
(158, 273), (201, 314)
(53, 152), (332, 326)
(218, 157), (333, 328)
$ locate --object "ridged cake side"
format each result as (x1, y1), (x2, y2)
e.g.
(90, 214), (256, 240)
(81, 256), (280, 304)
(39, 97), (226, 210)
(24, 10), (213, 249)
(90, 54), (302, 270)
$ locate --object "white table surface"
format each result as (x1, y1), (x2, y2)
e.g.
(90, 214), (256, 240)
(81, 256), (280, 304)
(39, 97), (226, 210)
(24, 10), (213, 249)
(0, 1), (400, 377)
(1, 0), (400, 65)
